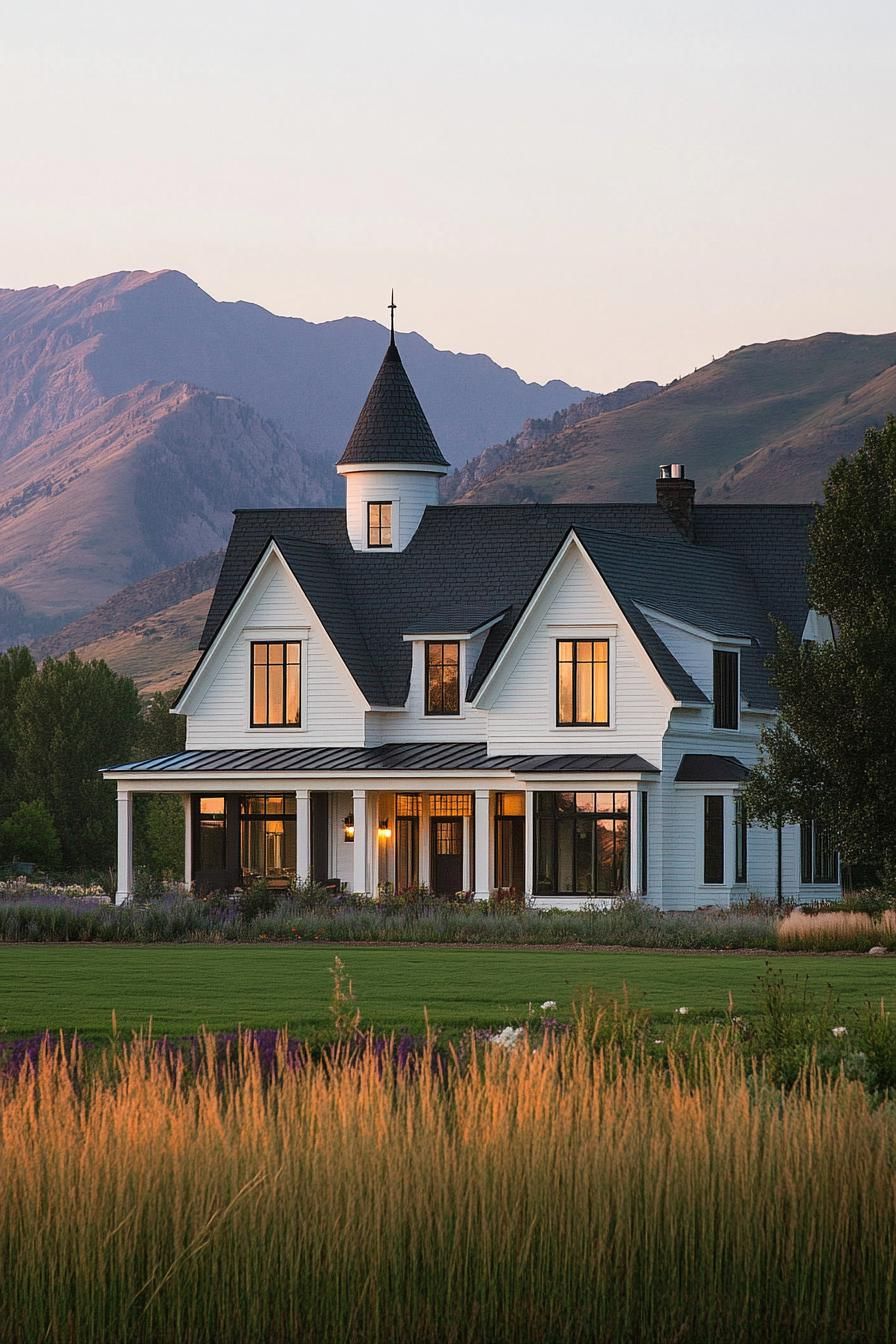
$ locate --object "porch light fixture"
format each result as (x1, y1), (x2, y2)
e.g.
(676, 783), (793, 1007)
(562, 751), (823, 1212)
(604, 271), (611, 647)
(343, 814), (355, 842)
(377, 818), (392, 839)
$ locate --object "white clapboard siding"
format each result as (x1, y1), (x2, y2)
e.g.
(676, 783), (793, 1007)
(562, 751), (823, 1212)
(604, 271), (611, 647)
(486, 547), (670, 757)
(658, 713), (790, 910)
(185, 559), (367, 749)
(642, 612), (715, 701)
(365, 633), (490, 745)
(345, 471), (440, 551)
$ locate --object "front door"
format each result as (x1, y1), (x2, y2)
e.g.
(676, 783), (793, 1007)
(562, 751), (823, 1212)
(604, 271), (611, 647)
(430, 818), (464, 896)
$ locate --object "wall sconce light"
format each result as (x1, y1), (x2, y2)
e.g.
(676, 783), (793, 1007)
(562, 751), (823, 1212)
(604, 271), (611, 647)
(343, 814), (355, 842)
(377, 818), (392, 839)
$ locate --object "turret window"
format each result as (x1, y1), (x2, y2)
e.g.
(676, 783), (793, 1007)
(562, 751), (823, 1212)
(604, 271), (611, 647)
(367, 501), (393, 548)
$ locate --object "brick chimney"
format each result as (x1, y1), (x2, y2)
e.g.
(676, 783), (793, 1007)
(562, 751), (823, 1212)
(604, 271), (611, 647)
(656, 464), (695, 541)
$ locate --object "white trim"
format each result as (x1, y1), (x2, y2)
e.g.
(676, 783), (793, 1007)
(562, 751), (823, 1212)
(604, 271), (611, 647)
(243, 632), (310, 734)
(472, 531), (678, 711)
(173, 541), (372, 716)
(636, 604), (753, 646)
(337, 461), (448, 477)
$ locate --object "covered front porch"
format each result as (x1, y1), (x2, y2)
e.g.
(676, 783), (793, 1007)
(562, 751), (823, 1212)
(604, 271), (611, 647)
(105, 744), (657, 907)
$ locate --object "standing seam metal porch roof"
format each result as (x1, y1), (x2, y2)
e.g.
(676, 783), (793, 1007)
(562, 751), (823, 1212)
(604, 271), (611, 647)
(105, 744), (659, 775)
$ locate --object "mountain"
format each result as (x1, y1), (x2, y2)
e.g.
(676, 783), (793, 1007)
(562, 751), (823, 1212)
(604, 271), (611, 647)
(31, 552), (223, 694)
(0, 269), (592, 641)
(444, 333), (896, 505)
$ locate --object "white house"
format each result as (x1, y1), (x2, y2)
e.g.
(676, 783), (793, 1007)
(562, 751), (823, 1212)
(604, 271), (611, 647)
(103, 329), (840, 908)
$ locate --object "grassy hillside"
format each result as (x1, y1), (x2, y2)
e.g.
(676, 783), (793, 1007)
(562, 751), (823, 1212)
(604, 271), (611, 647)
(448, 332), (896, 504)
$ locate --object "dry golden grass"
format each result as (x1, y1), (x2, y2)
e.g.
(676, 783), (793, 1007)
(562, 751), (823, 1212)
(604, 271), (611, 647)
(779, 907), (896, 951)
(4, 1030), (896, 1343)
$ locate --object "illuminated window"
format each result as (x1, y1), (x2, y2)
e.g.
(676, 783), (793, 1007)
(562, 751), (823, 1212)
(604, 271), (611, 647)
(240, 795), (297, 879)
(557, 640), (609, 726)
(425, 642), (460, 715)
(251, 642), (301, 727)
(367, 501), (392, 548)
(534, 792), (629, 895)
(429, 793), (472, 817)
(197, 797), (226, 870)
(495, 793), (525, 893)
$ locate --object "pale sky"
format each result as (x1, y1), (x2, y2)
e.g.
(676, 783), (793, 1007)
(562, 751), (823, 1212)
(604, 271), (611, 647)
(2, 0), (894, 391)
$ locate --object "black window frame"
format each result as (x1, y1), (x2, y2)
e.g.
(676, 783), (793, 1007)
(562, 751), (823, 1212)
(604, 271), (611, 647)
(425, 641), (461, 716)
(639, 791), (648, 894)
(367, 501), (393, 548)
(250, 641), (302, 728)
(713, 650), (739, 730)
(703, 795), (725, 885)
(734, 795), (748, 884)
(534, 791), (630, 897)
(800, 820), (839, 884)
(239, 794), (297, 881)
(556, 639), (610, 727)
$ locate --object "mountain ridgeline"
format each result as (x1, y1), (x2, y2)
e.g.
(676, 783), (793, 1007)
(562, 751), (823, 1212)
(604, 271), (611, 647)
(445, 332), (896, 505)
(0, 269), (592, 643)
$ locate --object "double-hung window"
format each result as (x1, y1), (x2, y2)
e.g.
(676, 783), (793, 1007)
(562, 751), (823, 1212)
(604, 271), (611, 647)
(251, 642), (301, 727)
(713, 650), (739, 729)
(425, 641), (460, 715)
(556, 640), (610, 726)
(367, 502), (392, 548)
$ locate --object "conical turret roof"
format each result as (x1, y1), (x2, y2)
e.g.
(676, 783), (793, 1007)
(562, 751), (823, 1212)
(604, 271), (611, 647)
(337, 338), (449, 469)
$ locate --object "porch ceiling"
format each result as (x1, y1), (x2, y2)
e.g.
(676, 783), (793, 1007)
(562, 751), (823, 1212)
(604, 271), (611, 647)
(104, 742), (659, 776)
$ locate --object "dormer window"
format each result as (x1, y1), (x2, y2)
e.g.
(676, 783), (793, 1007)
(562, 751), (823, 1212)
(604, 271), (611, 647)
(712, 650), (739, 730)
(425, 641), (460, 715)
(556, 640), (609, 726)
(251, 641), (301, 727)
(367, 501), (393, 548)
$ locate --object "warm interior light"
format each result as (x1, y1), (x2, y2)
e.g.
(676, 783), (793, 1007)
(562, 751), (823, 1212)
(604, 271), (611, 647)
(377, 818), (392, 839)
(343, 814), (355, 841)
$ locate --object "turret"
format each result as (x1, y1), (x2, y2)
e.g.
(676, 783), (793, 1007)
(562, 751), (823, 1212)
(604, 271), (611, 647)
(337, 302), (448, 552)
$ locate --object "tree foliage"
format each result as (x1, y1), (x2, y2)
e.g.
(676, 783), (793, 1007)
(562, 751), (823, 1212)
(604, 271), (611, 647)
(14, 654), (142, 868)
(0, 647), (36, 813)
(743, 417), (896, 878)
(0, 800), (62, 869)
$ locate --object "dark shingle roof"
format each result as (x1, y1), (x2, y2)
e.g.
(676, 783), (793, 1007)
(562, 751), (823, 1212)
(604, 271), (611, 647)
(197, 502), (812, 710)
(337, 340), (449, 469)
(675, 753), (750, 782)
(106, 744), (659, 775)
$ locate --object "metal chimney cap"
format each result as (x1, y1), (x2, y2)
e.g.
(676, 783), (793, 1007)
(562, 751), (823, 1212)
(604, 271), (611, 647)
(659, 463), (685, 479)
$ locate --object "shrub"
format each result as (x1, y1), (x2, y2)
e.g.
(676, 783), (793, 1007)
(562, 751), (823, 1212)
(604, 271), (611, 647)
(237, 878), (277, 922)
(0, 801), (61, 869)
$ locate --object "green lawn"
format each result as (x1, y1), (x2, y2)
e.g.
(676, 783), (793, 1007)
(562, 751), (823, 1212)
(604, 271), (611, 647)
(1, 945), (894, 1038)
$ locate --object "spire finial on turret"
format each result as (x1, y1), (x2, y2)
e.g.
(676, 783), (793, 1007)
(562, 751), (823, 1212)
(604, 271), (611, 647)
(388, 288), (396, 345)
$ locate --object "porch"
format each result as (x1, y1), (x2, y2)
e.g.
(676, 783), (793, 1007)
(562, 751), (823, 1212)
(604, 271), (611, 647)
(105, 743), (658, 907)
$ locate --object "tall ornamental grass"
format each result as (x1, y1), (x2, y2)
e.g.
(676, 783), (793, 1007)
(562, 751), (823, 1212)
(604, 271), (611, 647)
(779, 907), (896, 951)
(3, 1027), (895, 1343)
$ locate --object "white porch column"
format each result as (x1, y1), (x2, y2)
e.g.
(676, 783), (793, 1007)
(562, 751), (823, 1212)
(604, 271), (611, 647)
(524, 786), (535, 898)
(629, 788), (641, 897)
(296, 788), (311, 882)
(182, 794), (192, 889)
(352, 789), (368, 896)
(115, 789), (133, 906)
(419, 792), (431, 888)
(474, 789), (490, 901)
